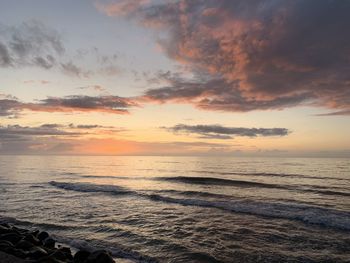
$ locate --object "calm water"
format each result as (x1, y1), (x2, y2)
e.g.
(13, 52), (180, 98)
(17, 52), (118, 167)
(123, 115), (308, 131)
(0, 156), (349, 262)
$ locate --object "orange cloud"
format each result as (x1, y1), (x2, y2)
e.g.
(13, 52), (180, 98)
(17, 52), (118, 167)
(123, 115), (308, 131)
(98, 0), (350, 115)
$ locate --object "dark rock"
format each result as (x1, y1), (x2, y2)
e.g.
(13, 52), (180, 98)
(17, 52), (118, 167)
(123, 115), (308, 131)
(0, 243), (12, 252)
(16, 239), (35, 250)
(1, 246), (27, 258)
(0, 240), (14, 247)
(0, 233), (22, 244)
(12, 226), (29, 235)
(58, 247), (73, 260)
(0, 223), (11, 229)
(44, 237), (56, 248)
(38, 231), (49, 241)
(39, 259), (64, 263)
(74, 250), (91, 263)
(0, 251), (27, 263)
(86, 250), (115, 263)
(27, 246), (48, 259)
(38, 255), (67, 263)
(48, 250), (68, 261)
(0, 225), (12, 234)
(30, 230), (40, 237)
(24, 234), (41, 245)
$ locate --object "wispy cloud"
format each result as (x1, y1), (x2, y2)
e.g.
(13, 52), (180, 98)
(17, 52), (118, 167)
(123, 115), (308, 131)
(165, 124), (290, 139)
(0, 20), (122, 78)
(0, 20), (63, 68)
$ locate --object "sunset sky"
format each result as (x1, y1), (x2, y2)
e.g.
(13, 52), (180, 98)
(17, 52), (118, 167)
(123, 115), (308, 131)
(0, 0), (349, 156)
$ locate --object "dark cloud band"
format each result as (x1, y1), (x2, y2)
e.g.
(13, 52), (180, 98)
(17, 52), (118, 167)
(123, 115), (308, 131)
(165, 124), (289, 139)
(0, 95), (138, 117)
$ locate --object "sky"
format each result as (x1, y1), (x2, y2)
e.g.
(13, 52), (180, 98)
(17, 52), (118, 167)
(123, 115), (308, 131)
(0, 0), (349, 156)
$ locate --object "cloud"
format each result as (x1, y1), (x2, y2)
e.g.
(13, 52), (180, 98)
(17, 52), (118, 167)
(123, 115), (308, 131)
(98, 0), (350, 114)
(0, 20), (63, 68)
(40, 123), (120, 130)
(0, 137), (77, 155)
(0, 41), (12, 66)
(39, 123), (64, 129)
(141, 73), (309, 112)
(66, 123), (120, 130)
(0, 94), (138, 116)
(165, 124), (289, 139)
(23, 80), (51, 85)
(0, 124), (81, 141)
(95, 0), (149, 17)
(71, 124), (106, 129)
(315, 109), (350, 116)
(0, 97), (23, 118)
(0, 21), (121, 77)
(60, 61), (92, 78)
(77, 85), (108, 93)
(28, 95), (137, 114)
(0, 123), (126, 154)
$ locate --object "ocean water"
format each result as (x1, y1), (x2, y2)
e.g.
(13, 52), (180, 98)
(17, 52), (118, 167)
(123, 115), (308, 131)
(0, 155), (349, 262)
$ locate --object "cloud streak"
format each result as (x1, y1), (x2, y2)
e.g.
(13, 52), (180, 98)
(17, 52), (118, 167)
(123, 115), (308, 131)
(0, 94), (138, 117)
(165, 124), (289, 139)
(99, 0), (350, 115)
(0, 125), (81, 142)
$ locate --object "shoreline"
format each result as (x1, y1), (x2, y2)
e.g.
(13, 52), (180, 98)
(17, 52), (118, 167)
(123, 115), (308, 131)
(0, 223), (115, 262)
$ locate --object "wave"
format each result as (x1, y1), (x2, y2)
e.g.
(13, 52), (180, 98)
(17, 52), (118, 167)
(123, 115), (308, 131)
(190, 170), (350, 181)
(155, 176), (350, 196)
(155, 189), (231, 199)
(147, 194), (350, 231)
(49, 181), (132, 195)
(70, 169), (350, 182)
(74, 174), (350, 196)
(49, 181), (350, 231)
(156, 176), (289, 188)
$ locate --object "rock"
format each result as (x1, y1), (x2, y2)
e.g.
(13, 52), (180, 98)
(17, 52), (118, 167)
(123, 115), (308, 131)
(44, 237), (56, 248)
(0, 243), (12, 252)
(0, 240), (14, 247)
(0, 246), (27, 258)
(86, 250), (115, 263)
(48, 250), (68, 261)
(0, 223), (11, 229)
(12, 226), (29, 235)
(24, 234), (41, 245)
(39, 257), (66, 263)
(58, 247), (73, 260)
(74, 250), (91, 263)
(0, 233), (22, 245)
(38, 231), (49, 241)
(27, 246), (48, 259)
(0, 251), (27, 263)
(16, 239), (35, 250)
(0, 225), (12, 234)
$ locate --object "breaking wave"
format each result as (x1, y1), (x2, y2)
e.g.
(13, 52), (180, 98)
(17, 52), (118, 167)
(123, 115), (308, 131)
(49, 181), (350, 231)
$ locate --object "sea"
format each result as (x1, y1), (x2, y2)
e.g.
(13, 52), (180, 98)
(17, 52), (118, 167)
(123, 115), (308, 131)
(0, 155), (349, 262)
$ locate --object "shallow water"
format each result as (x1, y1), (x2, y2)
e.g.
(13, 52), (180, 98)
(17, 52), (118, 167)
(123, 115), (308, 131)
(0, 156), (349, 262)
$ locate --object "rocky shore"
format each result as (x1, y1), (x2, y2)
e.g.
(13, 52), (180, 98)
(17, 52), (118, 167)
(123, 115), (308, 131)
(0, 223), (115, 262)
